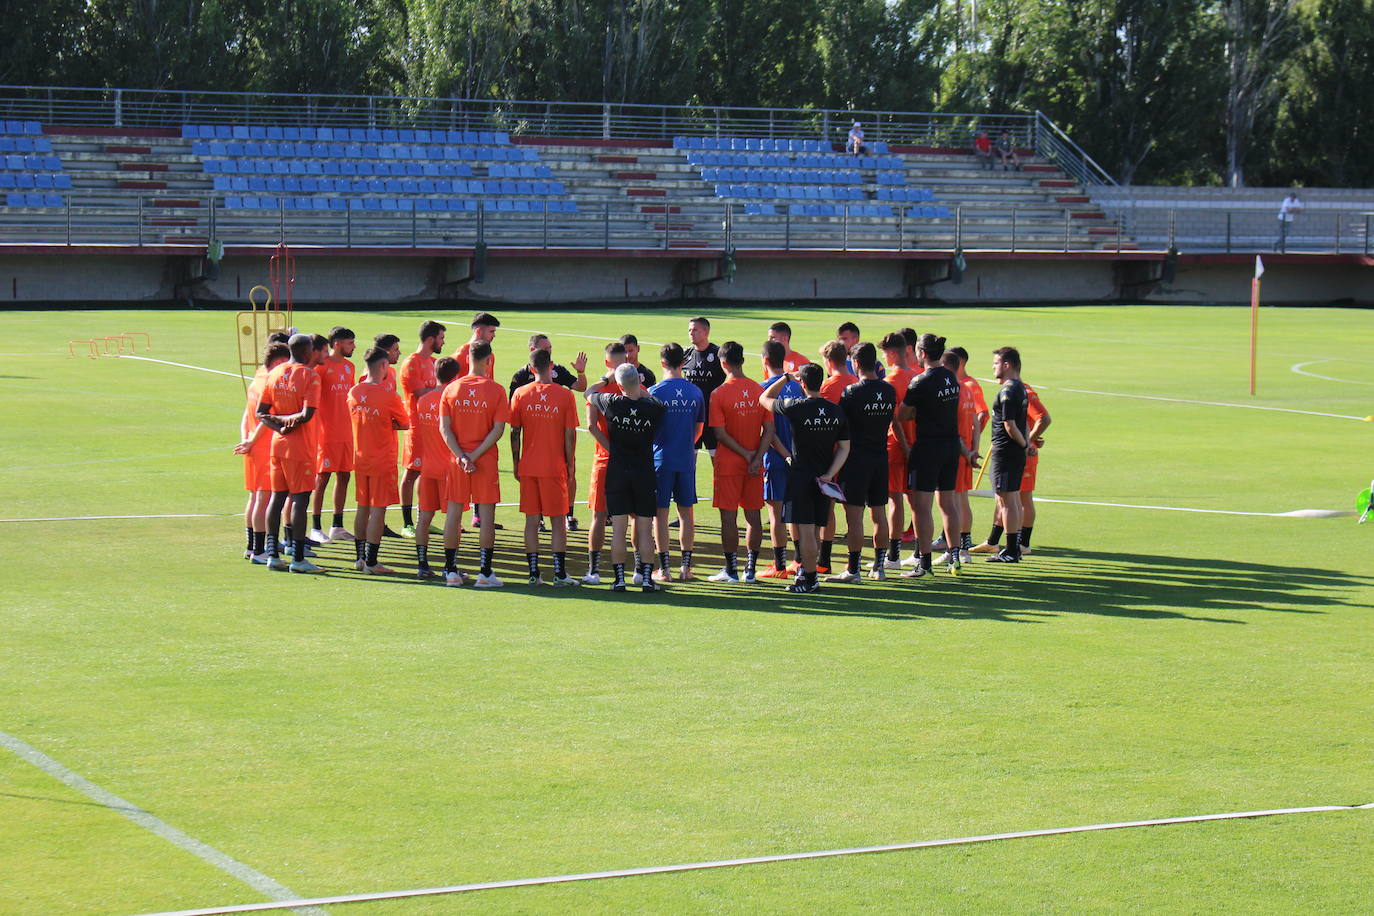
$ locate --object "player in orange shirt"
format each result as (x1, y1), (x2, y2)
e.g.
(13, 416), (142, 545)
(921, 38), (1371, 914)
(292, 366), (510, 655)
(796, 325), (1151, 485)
(454, 311), (499, 379)
(510, 348), (580, 587)
(411, 356), (462, 580)
(972, 377), (1051, 556)
(348, 346), (410, 575)
(310, 326), (357, 544)
(581, 341), (626, 584)
(234, 342), (290, 564)
(879, 331), (920, 571)
(708, 341), (774, 583)
(816, 339), (858, 571)
(440, 339), (509, 588)
(397, 320), (446, 539)
(256, 333), (323, 573)
(767, 321), (811, 373)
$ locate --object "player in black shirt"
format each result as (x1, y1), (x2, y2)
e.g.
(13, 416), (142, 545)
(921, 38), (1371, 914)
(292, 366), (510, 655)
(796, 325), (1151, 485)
(831, 342), (895, 583)
(681, 316), (725, 453)
(510, 333), (588, 531)
(895, 333), (971, 578)
(586, 362), (667, 592)
(986, 346), (1032, 562)
(760, 363), (851, 593)
(620, 334), (657, 388)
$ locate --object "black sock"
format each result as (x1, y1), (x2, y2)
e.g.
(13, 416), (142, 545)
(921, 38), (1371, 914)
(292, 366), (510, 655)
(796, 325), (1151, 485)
(1006, 531), (1021, 557)
(920, 551), (932, 570)
(245, 526), (254, 552)
(479, 547), (493, 576)
(1020, 526), (1033, 548)
(526, 552), (539, 577)
(311, 513), (322, 531)
(293, 534), (306, 563)
(640, 561), (654, 585)
(887, 541), (900, 561)
(365, 541), (380, 566)
(847, 550), (861, 575)
(819, 540), (833, 567)
(444, 548), (458, 572)
(658, 551), (670, 572)
(266, 534), (278, 558)
(553, 552), (567, 578)
(332, 512), (345, 529)
(961, 531), (973, 550)
(253, 531), (266, 554)
(874, 546), (886, 570)
(416, 543), (430, 566)
(588, 550), (600, 574)
(681, 549), (693, 570)
(401, 505), (414, 527)
(355, 539), (366, 562)
(633, 551), (642, 570)
(988, 524), (1003, 546)
(773, 545), (786, 570)
(724, 551), (737, 576)
(746, 549), (759, 576)
(613, 562), (626, 584)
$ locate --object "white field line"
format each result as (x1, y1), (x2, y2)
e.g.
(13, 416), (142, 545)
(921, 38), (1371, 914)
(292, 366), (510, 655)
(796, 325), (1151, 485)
(135, 802), (1373, 916)
(0, 730), (321, 916)
(115, 355), (243, 378)
(1290, 360), (1374, 386)
(448, 322), (665, 349)
(975, 377), (1368, 421)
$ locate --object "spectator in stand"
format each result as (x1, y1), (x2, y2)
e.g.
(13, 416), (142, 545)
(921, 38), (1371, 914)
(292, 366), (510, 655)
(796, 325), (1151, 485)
(847, 122), (868, 156)
(973, 130), (994, 170)
(1276, 191), (1303, 253)
(996, 130), (1021, 171)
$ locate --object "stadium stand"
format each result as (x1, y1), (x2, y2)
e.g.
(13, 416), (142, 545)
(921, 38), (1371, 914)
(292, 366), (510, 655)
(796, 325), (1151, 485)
(1, 121), (68, 207)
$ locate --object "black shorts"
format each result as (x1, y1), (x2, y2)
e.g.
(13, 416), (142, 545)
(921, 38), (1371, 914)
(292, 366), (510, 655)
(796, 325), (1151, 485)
(605, 464), (657, 518)
(991, 449), (1026, 493)
(907, 438), (961, 493)
(840, 454), (889, 508)
(696, 426), (717, 451)
(783, 473), (832, 526)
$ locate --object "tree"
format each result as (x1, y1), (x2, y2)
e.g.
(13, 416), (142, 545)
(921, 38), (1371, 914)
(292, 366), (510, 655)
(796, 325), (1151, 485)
(1221, 0), (1298, 186)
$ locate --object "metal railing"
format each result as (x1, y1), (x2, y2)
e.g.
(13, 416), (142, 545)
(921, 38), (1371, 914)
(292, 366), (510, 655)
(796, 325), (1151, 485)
(0, 84), (1092, 170)
(1102, 203), (1373, 255)
(1033, 111), (1117, 187)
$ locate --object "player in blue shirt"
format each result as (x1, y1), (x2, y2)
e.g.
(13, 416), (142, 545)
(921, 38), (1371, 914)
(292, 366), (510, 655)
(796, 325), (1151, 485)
(649, 342), (706, 581)
(760, 339), (804, 578)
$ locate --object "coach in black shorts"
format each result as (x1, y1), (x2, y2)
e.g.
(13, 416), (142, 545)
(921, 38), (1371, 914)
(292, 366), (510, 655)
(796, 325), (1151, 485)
(987, 346), (1031, 563)
(586, 363), (667, 592)
(760, 363), (850, 593)
(833, 342), (896, 582)
(895, 333), (968, 577)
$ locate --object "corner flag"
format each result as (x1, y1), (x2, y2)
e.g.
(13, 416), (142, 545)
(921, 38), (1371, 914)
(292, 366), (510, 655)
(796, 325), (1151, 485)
(1255, 255), (1265, 279)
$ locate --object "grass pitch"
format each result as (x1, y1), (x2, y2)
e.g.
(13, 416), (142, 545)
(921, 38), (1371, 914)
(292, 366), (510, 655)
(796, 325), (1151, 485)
(2, 303), (1372, 915)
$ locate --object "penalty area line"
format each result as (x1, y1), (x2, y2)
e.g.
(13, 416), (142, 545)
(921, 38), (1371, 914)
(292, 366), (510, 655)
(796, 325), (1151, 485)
(135, 802), (1373, 916)
(0, 730), (321, 916)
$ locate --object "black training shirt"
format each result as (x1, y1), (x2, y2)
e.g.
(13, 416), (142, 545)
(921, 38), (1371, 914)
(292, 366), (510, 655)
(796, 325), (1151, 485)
(681, 343), (725, 402)
(588, 392), (666, 469)
(903, 366), (961, 441)
(777, 397), (850, 476)
(633, 363), (657, 388)
(839, 377), (897, 454)
(509, 363), (578, 397)
(990, 379), (1028, 451)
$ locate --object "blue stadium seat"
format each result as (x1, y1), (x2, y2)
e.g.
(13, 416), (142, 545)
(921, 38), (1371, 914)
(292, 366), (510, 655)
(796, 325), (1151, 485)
(0, 175), (13, 188)
(225, 196), (242, 209)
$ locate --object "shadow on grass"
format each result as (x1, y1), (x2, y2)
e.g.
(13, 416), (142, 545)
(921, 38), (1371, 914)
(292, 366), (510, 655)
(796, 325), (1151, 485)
(302, 536), (1365, 626)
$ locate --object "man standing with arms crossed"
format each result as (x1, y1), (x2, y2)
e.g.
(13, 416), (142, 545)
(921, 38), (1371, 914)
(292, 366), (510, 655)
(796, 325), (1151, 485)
(648, 342), (705, 582)
(349, 346), (411, 575)
(984, 346), (1033, 563)
(510, 348), (580, 587)
(759, 364), (850, 594)
(585, 363), (667, 593)
(973, 369), (1050, 557)
(256, 333), (323, 573)
(829, 342), (895, 583)
(310, 326), (356, 544)
(397, 320), (445, 539)
(441, 340), (509, 587)
(708, 341), (773, 584)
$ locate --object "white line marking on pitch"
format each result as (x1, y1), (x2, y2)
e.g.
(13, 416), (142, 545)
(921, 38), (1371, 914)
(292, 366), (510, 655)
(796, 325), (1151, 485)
(1016, 496), (1356, 518)
(974, 377), (1368, 421)
(134, 802), (1373, 916)
(1290, 360), (1374, 386)
(115, 355), (243, 378)
(448, 321), (664, 348)
(0, 730), (322, 915)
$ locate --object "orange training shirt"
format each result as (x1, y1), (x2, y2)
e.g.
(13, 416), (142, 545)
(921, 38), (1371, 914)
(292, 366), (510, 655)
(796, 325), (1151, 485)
(348, 380), (409, 475)
(510, 381), (578, 479)
(441, 374), (510, 452)
(708, 376), (768, 476)
(262, 363), (321, 463)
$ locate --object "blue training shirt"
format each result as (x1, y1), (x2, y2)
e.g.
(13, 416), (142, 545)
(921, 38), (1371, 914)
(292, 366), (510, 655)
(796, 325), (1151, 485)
(763, 374), (805, 473)
(649, 377), (706, 472)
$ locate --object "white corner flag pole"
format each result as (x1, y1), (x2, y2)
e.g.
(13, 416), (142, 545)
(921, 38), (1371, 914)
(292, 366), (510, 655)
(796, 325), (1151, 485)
(1251, 256), (1264, 395)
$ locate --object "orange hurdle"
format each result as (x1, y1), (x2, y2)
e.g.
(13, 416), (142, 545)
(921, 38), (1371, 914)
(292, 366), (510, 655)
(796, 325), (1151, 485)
(122, 331), (152, 351)
(67, 339), (99, 359)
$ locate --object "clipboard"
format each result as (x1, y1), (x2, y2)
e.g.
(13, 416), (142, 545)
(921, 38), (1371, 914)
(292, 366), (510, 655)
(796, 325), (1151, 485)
(816, 478), (845, 501)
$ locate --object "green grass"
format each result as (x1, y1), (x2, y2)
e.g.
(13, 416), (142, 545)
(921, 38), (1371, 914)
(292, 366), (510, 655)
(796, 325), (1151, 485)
(2, 304), (1372, 915)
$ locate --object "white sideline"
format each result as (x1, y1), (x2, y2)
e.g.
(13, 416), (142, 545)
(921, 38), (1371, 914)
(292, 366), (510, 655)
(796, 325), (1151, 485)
(975, 377), (1368, 421)
(134, 802), (1373, 916)
(1290, 360), (1374, 386)
(0, 730), (321, 916)
(115, 355), (244, 378)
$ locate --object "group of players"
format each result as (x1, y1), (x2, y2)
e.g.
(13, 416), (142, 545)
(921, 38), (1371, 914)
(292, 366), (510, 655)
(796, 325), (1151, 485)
(236, 312), (1050, 594)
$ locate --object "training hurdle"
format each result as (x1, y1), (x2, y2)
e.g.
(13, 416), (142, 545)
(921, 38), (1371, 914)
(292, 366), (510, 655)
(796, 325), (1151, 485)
(67, 339), (98, 359)
(67, 332), (154, 359)
(123, 331), (153, 351)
